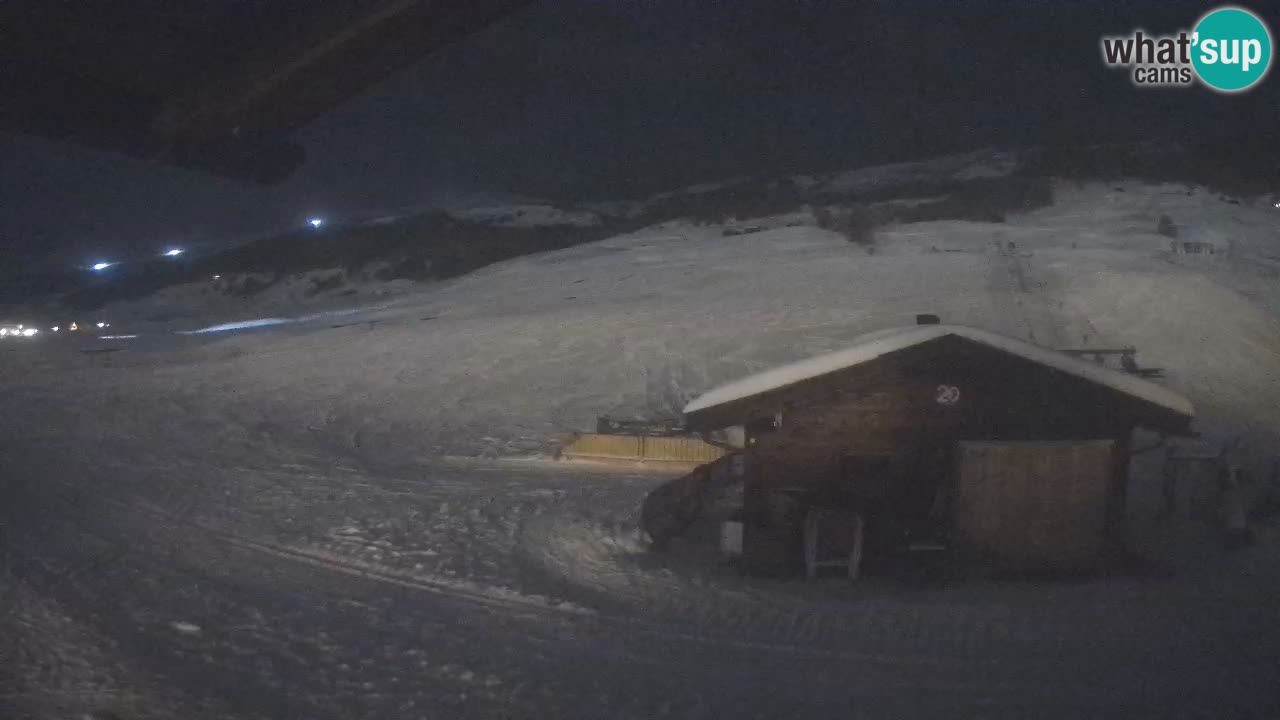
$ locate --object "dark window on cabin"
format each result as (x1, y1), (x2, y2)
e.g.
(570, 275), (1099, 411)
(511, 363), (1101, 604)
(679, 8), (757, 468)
(745, 414), (779, 435)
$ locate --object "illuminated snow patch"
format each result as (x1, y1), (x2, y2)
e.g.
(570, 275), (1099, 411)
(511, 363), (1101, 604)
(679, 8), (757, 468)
(169, 621), (202, 635)
(178, 318), (292, 335)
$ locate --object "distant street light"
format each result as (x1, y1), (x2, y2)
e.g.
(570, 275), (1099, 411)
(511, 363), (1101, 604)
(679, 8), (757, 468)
(308, 217), (324, 228)
(163, 248), (184, 257)
(91, 262), (114, 271)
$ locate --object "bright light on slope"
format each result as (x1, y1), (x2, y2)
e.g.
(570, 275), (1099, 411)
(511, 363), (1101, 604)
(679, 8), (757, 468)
(177, 318), (291, 335)
(21, 328), (37, 337)
(308, 217), (324, 228)
(163, 248), (184, 257)
(91, 262), (114, 271)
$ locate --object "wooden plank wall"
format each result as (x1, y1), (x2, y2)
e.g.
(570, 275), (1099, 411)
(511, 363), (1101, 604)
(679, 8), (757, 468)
(740, 338), (1140, 491)
(953, 440), (1114, 572)
(691, 336), (1160, 445)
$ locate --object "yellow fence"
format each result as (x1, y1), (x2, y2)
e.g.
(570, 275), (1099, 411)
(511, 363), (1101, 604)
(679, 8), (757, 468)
(560, 433), (727, 464)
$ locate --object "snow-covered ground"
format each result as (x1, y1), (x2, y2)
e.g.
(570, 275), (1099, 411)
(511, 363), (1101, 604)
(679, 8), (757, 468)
(2, 175), (1279, 718)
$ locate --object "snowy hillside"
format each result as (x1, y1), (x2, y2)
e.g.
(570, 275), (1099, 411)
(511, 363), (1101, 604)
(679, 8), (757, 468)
(94, 268), (419, 330)
(4, 167), (1280, 719)
(12, 178), (1280, 467)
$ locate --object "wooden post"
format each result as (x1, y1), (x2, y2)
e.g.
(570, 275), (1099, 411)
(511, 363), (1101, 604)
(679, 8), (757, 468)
(1106, 428), (1134, 553)
(848, 513), (865, 581)
(1161, 444), (1177, 518)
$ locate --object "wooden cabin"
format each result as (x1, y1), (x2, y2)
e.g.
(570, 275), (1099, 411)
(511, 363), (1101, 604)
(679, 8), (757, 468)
(682, 324), (1195, 576)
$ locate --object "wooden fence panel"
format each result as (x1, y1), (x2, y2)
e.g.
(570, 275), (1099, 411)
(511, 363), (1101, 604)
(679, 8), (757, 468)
(560, 433), (727, 464)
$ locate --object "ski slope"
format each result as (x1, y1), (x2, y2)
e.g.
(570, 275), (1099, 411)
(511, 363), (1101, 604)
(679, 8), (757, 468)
(2, 175), (1279, 719)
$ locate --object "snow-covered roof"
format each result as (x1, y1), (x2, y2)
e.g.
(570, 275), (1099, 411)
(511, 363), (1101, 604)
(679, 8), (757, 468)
(683, 324), (1194, 419)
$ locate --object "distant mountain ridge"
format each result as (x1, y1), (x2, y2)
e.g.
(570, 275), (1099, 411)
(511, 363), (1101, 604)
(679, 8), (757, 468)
(9, 140), (1271, 314)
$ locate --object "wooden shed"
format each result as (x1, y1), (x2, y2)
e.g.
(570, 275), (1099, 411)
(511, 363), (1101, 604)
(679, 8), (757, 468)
(682, 324), (1194, 576)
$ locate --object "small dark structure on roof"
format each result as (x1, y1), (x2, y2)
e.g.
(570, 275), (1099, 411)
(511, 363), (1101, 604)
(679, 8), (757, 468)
(683, 324), (1194, 576)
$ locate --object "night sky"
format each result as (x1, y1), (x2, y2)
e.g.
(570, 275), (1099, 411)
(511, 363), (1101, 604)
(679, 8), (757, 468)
(2, 0), (1275, 270)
